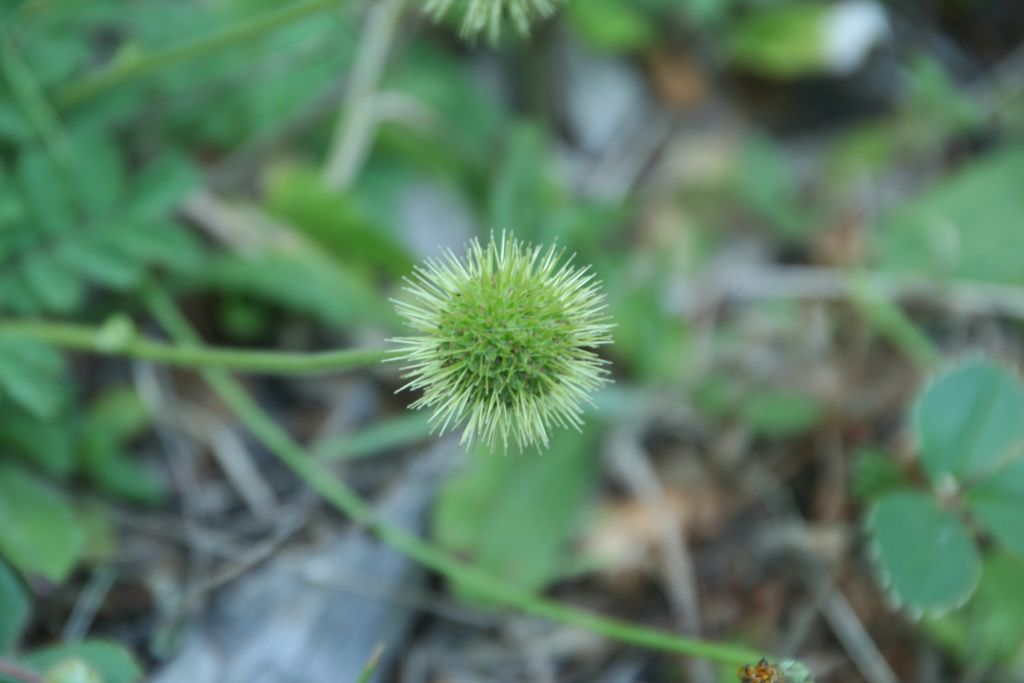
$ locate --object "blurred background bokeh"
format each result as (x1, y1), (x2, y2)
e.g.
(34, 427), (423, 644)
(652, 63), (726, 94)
(1, 0), (1023, 681)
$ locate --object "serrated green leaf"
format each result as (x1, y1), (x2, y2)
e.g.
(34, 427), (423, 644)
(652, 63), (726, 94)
(0, 338), (67, 419)
(967, 459), (1024, 557)
(913, 358), (1024, 481)
(868, 490), (981, 614)
(433, 428), (599, 597)
(0, 463), (85, 582)
(0, 558), (29, 652)
(24, 641), (140, 683)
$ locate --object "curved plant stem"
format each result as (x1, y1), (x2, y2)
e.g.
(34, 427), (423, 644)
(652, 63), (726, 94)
(145, 288), (763, 667)
(0, 319), (388, 375)
(55, 0), (344, 109)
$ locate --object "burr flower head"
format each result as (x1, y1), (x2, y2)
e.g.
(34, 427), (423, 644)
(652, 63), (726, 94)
(390, 233), (613, 451)
(423, 0), (559, 43)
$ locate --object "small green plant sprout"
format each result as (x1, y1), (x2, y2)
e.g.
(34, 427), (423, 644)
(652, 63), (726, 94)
(423, 0), (559, 42)
(862, 356), (1024, 618)
(389, 233), (613, 451)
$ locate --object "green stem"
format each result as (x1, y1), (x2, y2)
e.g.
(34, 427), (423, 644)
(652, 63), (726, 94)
(0, 319), (388, 374)
(145, 288), (762, 667)
(55, 0), (344, 109)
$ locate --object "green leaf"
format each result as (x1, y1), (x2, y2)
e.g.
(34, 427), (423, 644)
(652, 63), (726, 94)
(81, 390), (165, 505)
(0, 338), (68, 419)
(967, 459), (1024, 557)
(16, 150), (73, 236)
(969, 553), (1024, 667)
(724, 4), (828, 78)
(86, 389), (150, 443)
(0, 463), (85, 582)
(904, 55), (986, 134)
(875, 145), (1024, 284)
(925, 552), (1024, 671)
(99, 220), (202, 274)
(76, 502), (117, 564)
(67, 132), (123, 219)
(56, 238), (145, 290)
(867, 490), (981, 615)
(605, 264), (689, 383)
(0, 274), (39, 315)
(0, 558), (29, 652)
(487, 124), (550, 244)
(433, 428), (599, 597)
(0, 103), (31, 144)
(0, 403), (76, 478)
(24, 641), (141, 683)
(265, 164), (412, 277)
(565, 0), (656, 52)
(20, 252), (84, 313)
(127, 153), (197, 217)
(913, 358), (1024, 481)
(851, 448), (911, 501)
(199, 251), (397, 330)
(83, 451), (166, 506)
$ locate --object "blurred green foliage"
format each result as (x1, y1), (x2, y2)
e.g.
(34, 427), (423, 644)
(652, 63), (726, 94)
(0, 0), (1022, 677)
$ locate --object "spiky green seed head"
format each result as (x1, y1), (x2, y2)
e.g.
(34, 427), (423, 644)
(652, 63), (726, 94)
(423, 0), (559, 43)
(390, 233), (613, 451)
